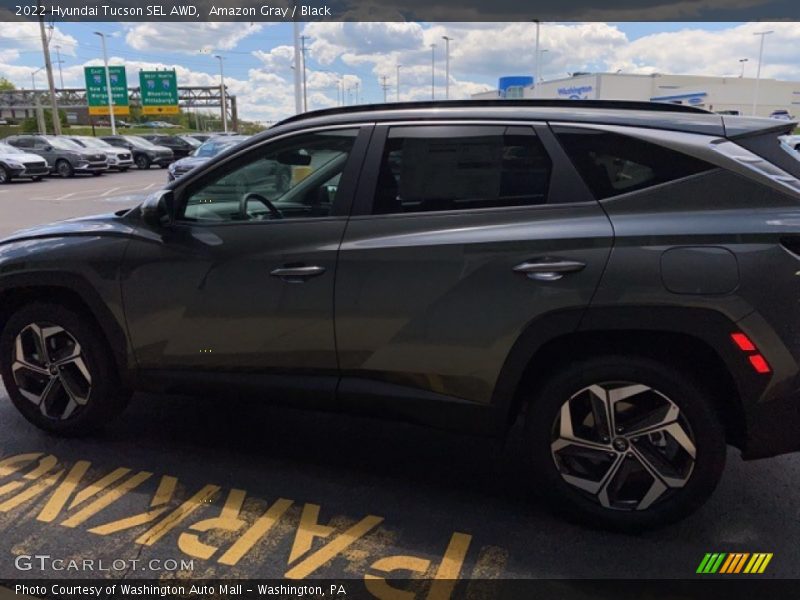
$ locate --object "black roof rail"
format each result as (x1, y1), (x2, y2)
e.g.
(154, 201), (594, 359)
(275, 98), (712, 127)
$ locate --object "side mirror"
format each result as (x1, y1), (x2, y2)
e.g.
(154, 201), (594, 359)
(141, 189), (174, 227)
(43, 145), (53, 152)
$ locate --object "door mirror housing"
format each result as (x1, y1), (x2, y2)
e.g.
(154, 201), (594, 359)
(141, 189), (174, 227)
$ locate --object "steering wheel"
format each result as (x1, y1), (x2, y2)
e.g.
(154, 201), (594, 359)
(239, 192), (283, 220)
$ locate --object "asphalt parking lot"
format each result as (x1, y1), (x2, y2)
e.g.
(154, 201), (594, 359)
(1, 172), (800, 586)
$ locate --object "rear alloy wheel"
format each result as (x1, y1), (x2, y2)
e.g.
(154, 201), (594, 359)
(0, 303), (130, 435)
(527, 356), (725, 530)
(0, 165), (8, 184)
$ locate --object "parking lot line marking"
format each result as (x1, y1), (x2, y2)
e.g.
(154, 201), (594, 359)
(428, 532), (472, 600)
(135, 484), (220, 546)
(54, 192), (77, 201)
(217, 497), (294, 566)
(142, 183), (156, 190)
(61, 471), (152, 528)
(37, 460), (91, 522)
(100, 187), (120, 197)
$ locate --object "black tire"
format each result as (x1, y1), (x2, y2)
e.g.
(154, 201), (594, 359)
(135, 154), (151, 170)
(92, 171), (103, 177)
(0, 302), (130, 436)
(31, 176), (42, 182)
(525, 355), (726, 531)
(119, 167), (129, 173)
(0, 165), (9, 184)
(56, 159), (74, 178)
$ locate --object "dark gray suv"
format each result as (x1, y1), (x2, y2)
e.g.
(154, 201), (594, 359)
(2, 100), (800, 529)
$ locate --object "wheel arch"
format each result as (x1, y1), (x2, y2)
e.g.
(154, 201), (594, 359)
(493, 307), (753, 448)
(0, 274), (131, 386)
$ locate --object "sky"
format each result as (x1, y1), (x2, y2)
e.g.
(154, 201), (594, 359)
(2, 21), (800, 123)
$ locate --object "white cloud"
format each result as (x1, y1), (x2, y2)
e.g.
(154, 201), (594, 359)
(124, 23), (266, 55)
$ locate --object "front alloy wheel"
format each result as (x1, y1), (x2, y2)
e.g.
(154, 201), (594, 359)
(0, 302), (130, 435)
(551, 382), (696, 511)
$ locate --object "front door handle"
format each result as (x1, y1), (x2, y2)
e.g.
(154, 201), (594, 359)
(513, 259), (586, 281)
(270, 265), (326, 283)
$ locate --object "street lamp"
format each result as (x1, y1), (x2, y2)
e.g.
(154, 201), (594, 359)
(31, 66), (45, 90)
(429, 43), (436, 100)
(214, 54), (228, 133)
(93, 31), (116, 135)
(54, 44), (64, 89)
(539, 49), (549, 84)
(752, 30), (773, 116)
(442, 36), (452, 99)
(396, 64), (402, 102)
(533, 20), (541, 98)
(739, 58), (749, 78)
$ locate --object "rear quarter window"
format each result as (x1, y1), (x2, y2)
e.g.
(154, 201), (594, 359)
(552, 126), (716, 199)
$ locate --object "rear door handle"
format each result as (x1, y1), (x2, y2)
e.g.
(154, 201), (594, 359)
(270, 265), (326, 283)
(513, 259), (586, 281)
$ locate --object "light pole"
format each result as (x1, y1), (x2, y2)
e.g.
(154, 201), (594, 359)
(31, 66), (44, 90)
(396, 64), (401, 102)
(539, 49), (549, 85)
(93, 31), (116, 135)
(442, 36), (452, 99)
(752, 30), (773, 116)
(739, 58), (748, 78)
(429, 43), (436, 100)
(354, 81), (359, 104)
(54, 44), (64, 89)
(292, 21), (302, 114)
(300, 35), (308, 112)
(214, 54), (228, 133)
(31, 66), (45, 134)
(533, 20), (541, 98)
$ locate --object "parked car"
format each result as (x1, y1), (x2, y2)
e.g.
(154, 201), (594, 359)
(167, 135), (249, 181)
(68, 136), (134, 172)
(138, 134), (196, 159)
(3, 100), (800, 530)
(141, 121), (179, 129)
(187, 134), (212, 143)
(101, 135), (173, 169)
(0, 141), (49, 183)
(783, 134), (800, 152)
(95, 119), (131, 128)
(4, 134), (107, 177)
(770, 109), (794, 121)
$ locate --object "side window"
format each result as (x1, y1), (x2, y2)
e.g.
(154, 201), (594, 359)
(372, 125), (552, 215)
(181, 129), (358, 222)
(553, 126), (715, 199)
(13, 138), (32, 148)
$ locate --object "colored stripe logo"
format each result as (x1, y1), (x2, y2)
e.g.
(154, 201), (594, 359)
(697, 552), (773, 574)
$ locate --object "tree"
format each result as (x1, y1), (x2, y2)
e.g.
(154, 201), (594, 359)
(0, 77), (15, 91)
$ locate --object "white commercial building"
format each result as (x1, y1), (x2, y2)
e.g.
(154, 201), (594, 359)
(472, 72), (800, 118)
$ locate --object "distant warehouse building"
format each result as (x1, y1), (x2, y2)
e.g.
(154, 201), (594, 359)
(472, 72), (800, 117)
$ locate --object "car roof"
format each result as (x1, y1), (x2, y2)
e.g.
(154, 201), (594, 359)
(267, 99), (795, 140)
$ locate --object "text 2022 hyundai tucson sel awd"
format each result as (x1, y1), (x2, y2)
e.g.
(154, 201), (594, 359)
(2, 100), (800, 529)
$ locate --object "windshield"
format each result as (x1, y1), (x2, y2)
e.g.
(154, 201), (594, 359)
(181, 136), (202, 148)
(76, 137), (113, 149)
(0, 142), (25, 155)
(194, 139), (242, 158)
(45, 137), (83, 150)
(124, 136), (159, 149)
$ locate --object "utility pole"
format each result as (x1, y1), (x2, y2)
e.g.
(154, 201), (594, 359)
(752, 30), (773, 116)
(381, 75), (389, 104)
(739, 58), (748, 78)
(300, 35), (308, 112)
(292, 21), (302, 114)
(32, 66), (46, 134)
(442, 36), (452, 99)
(54, 44), (64, 89)
(430, 43), (436, 100)
(214, 54), (228, 133)
(39, 14), (61, 134)
(533, 20), (541, 99)
(396, 64), (401, 102)
(94, 31), (116, 135)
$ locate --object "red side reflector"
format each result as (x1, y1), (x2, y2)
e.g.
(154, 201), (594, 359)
(731, 332), (756, 352)
(749, 354), (771, 374)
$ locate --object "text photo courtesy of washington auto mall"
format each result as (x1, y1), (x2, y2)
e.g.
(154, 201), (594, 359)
(1, 0), (800, 597)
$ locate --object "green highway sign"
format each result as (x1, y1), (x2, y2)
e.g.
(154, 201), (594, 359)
(139, 70), (179, 115)
(84, 66), (129, 116)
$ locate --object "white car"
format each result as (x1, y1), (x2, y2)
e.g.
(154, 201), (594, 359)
(0, 141), (49, 183)
(783, 135), (800, 152)
(68, 136), (134, 172)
